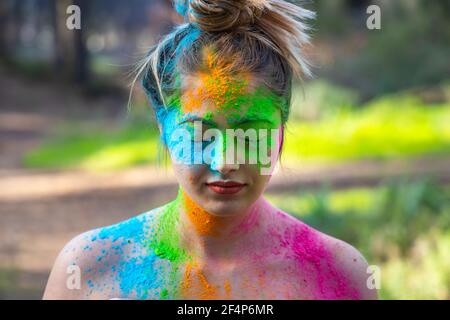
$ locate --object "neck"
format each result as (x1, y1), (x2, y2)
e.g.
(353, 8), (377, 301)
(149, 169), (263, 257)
(175, 188), (269, 261)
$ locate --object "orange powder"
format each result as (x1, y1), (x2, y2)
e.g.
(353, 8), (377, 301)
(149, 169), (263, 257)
(181, 47), (250, 113)
(195, 266), (218, 300)
(224, 279), (232, 299)
(180, 261), (193, 296)
(182, 191), (223, 236)
(181, 260), (219, 299)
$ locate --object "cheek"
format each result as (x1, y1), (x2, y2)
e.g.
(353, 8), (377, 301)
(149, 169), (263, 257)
(251, 166), (272, 185)
(172, 162), (206, 188)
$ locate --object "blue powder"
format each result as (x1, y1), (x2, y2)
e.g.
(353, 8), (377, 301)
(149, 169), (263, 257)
(96, 215), (148, 243)
(173, 0), (188, 18)
(85, 213), (153, 296)
(86, 213), (168, 299)
(117, 253), (162, 300)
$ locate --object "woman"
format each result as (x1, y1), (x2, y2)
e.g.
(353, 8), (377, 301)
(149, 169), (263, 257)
(44, 0), (377, 300)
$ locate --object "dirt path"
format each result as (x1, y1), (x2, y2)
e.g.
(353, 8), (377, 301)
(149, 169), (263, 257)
(0, 71), (127, 298)
(1, 72), (449, 299)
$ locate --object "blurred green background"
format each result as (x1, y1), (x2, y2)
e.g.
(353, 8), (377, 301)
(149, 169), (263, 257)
(0, 0), (449, 299)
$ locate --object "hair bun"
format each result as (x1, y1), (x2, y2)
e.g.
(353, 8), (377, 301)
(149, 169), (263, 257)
(177, 0), (266, 32)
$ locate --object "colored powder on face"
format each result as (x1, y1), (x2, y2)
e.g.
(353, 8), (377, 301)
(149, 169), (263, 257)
(161, 47), (286, 171)
(166, 87), (283, 170)
(180, 47), (250, 114)
(242, 90), (282, 126)
(203, 111), (214, 121)
(180, 71), (283, 126)
(181, 190), (223, 236)
(165, 91), (182, 111)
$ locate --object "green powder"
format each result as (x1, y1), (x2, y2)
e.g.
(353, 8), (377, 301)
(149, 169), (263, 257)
(147, 190), (193, 298)
(148, 193), (187, 263)
(160, 288), (169, 299)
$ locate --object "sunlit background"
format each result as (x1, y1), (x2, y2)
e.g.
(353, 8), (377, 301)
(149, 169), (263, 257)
(0, 0), (449, 299)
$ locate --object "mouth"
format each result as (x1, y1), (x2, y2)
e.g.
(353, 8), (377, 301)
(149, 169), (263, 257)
(205, 181), (247, 195)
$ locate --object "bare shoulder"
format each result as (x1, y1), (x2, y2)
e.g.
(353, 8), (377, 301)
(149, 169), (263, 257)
(43, 208), (161, 300)
(320, 232), (378, 300)
(43, 228), (103, 299)
(273, 210), (378, 300)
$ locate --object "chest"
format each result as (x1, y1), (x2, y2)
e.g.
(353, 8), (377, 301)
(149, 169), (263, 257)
(137, 259), (315, 300)
(102, 250), (351, 300)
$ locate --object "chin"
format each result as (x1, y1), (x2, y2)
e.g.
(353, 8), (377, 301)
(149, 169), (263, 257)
(203, 199), (249, 217)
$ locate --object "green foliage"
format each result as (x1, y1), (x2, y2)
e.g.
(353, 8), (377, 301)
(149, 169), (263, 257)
(380, 231), (450, 299)
(326, 0), (450, 98)
(3, 57), (52, 80)
(290, 80), (359, 120)
(24, 118), (161, 171)
(284, 91), (450, 163)
(0, 269), (18, 299)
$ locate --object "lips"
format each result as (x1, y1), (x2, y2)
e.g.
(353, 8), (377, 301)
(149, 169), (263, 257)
(206, 181), (247, 195)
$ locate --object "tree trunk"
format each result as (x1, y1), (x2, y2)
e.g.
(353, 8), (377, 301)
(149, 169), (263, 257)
(72, 0), (89, 84)
(53, 0), (89, 84)
(0, 1), (7, 58)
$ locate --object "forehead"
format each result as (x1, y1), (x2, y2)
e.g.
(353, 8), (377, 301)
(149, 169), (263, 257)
(178, 72), (282, 126)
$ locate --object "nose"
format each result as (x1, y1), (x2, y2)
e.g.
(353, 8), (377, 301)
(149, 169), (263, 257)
(209, 139), (240, 175)
(210, 159), (239, 175)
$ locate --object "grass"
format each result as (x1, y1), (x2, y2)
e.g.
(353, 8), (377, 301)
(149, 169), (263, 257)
(24, 118), (161, 171)
(24, 89), (450, 171)
(284, 93), (450, 164)
(266, 177), (450, 299)
(0, 268), (45, 299)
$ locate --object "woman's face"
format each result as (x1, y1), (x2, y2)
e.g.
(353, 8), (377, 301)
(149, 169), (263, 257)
(161, 72), (283, 217)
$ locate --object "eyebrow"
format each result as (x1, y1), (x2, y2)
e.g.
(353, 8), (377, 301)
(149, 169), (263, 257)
(177, 114), (277, 127)
(229, 115), (276, 126)
(178, 115), (217, 127)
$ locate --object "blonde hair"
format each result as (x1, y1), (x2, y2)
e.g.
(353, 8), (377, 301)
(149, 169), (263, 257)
(133, 0), (315, 123)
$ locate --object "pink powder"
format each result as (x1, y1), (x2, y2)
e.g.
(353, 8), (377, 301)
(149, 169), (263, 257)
(231, 207), (260, 235)
(290, 223), (360, 299)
